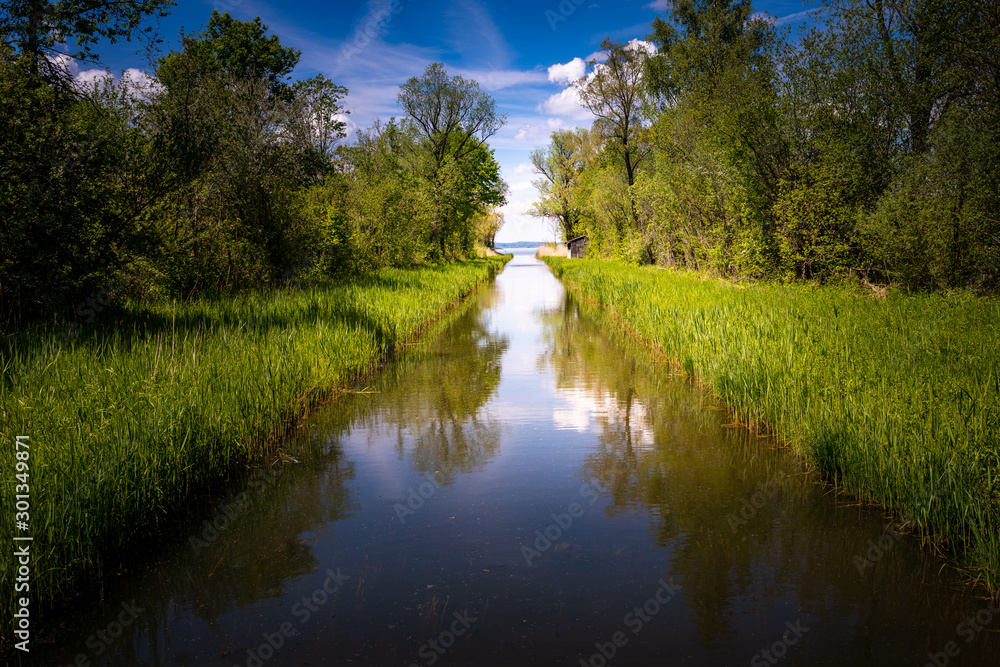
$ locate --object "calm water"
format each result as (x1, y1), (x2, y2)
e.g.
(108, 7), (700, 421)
(33, 250), (1000, 666)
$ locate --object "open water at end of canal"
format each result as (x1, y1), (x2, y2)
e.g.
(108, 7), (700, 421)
(32, 250), (1000, 666)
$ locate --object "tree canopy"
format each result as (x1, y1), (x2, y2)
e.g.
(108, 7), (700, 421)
(529, 0), (999, 288)
(0, 0), (175, 78)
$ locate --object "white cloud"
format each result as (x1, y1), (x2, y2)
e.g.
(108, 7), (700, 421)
(512, 162), (535, 175)
(749, 11), (776, 25)
(121, 68), (162, 97)
(644, 0), (671, 11)
(547, 57), (586, 85)
(46, 54), (161, 97)
(333, 113), (361, 143)
(625, 38), (658, 57)
(75, 67), (113, 88)
(497, 182), (548, 241)
(540, 40), (654, 119)
(539, 86), (593, 120)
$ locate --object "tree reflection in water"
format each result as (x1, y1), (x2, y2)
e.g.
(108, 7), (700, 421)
(344, 294), (510, 485)
(537, 291), (855, 649)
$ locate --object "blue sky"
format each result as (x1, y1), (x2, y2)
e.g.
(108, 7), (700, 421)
(86, 0), (822, 242)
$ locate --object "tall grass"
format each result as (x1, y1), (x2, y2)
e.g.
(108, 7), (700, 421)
(544, 258), (1000, 591)
(0, 257), (508, 618)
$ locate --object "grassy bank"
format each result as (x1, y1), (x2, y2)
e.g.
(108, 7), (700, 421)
(0, 257), (509, 618)
(544, 258), (1000, 590)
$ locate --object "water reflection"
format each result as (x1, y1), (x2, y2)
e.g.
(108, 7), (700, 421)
(348, 300), (510, 483)
(26, 252), (1000, 667)
(538, 289), (1000, 664)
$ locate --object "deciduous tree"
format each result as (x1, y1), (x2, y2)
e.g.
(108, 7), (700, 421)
(397, 62), (506, 257)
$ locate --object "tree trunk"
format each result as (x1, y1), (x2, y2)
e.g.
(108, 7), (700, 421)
(27, 0), (45, 78)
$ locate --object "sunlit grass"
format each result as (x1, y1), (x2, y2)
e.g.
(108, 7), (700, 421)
(0, 257), (508, 615)
(544, 258), (1000, 591)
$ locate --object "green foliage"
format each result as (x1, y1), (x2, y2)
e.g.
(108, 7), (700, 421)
(329, 120), (433, 272)
(314, 114), (507, 271)
(475, 208), (504, 249)
(531, 0), (998, 292)
(859, 109), (1000, 290)
(575, 39), (651, 189)
(397, 62), (507, 259)
(139, 12), (345, 297)
(773, 162), (855, 281)
(0, 0), (174, 77)
(645, 0), (771, 105)
(155, 10), (300, 98)
(544, 257), (1000, 590)
(289, 73), (349, 169)
(0, 52), (139, 325)
(0, 256), (509, 618)
(527, 128), (596, 242)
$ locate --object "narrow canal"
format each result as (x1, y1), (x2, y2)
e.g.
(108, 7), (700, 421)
(38, 250), (1000, 666)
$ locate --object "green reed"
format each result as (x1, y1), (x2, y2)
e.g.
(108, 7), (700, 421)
(0, 257), (508, 618)
(544, 258), (1000, 591)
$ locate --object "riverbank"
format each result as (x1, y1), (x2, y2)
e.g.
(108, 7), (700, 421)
(0, 256), (509, 624)
(543, 257), (1000, 591)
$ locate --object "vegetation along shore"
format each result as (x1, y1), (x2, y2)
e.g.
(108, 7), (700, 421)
(1, 0), (514, 633)
(0, 256), (508, 621)
(544, 257), (1000, 592)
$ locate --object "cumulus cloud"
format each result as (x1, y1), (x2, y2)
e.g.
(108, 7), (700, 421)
(539, 42), (653, 121)
(120, 68), (162, 97)
(46, 54), (161, 97)
(539, 86), (592, 119)
(547, 57), (586, 84)
(625, 38), (658, 57)
(334, 113), (361, 143)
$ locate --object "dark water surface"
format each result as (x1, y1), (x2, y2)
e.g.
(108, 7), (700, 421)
(36, 251), (1000, 666)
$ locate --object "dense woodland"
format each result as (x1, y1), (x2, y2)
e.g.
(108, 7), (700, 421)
(529, 0), (999, 290)
(0, 3), (507, 327)
(3, 0), (998, 330)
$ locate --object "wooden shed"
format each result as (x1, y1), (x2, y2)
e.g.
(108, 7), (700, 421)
(567, 235), (589, 259)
